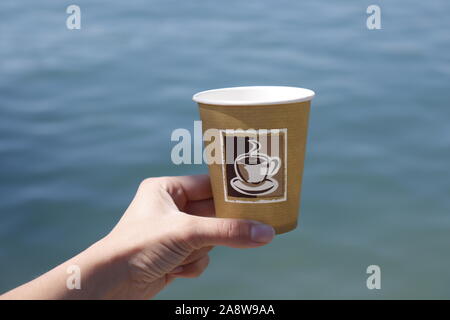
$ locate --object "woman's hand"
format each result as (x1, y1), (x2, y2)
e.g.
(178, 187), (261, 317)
(101, 175), (275, 299)
(1, 175), (275, 300)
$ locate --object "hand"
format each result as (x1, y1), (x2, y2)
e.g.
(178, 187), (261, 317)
(101, 175), (275, 299)
(2, 175), (275, 300)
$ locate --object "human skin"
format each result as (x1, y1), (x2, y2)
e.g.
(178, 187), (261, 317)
(1, 175), (275, 299)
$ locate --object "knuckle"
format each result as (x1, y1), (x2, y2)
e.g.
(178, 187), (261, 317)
(139, 177), (156, 189)
(177, 217), (202, 249)
(219, 219), (247, 240)
(138, 177), (171, 193)
(139, 176), (169, 187)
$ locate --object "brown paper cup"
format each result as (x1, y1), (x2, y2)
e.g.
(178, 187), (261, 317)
(193, 86), (315, 234)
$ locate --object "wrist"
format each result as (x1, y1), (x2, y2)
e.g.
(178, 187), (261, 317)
(83, 236), (136, 299)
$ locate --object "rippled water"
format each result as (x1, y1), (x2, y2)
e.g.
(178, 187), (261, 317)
(1, 0), (450, 298)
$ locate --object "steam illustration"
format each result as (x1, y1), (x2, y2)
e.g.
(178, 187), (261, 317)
(247, 139), (260, 157)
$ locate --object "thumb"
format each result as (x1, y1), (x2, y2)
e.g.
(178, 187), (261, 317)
(185, 216), (275, 249)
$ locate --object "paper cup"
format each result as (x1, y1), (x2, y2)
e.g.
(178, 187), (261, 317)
(193, 86), (315, 234)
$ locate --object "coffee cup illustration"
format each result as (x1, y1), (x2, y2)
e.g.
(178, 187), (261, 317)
(231, 139), (281, 196)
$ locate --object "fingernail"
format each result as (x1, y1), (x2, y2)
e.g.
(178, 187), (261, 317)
(250, 224), (275, 243)
(170, 266), (183, 274)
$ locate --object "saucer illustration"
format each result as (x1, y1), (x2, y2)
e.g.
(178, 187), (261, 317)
(221, 129), (287, 202)
(230, 177), (279, 196)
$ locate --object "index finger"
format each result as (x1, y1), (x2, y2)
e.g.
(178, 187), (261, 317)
(164, 174), (212, 206)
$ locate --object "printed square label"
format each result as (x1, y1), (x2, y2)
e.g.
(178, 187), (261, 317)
(220, 129), (287, 203)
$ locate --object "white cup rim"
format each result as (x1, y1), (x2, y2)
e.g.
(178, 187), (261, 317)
(193, 86), (315, 106)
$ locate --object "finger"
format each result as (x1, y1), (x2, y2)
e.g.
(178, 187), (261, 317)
(170, 255), (210, 278)
(182, 246), (213, 265)
(167, 175), (212, 201)
(184, 216), (275, 249)
(162, 175), (212, 209)
(165, 274), (177, 286)
(184, 199), (215, 217)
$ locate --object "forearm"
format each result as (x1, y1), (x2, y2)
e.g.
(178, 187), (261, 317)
(1, 238), (130, 300)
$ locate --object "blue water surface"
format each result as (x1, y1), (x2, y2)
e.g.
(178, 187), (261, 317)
(0, 0), (449, 298)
